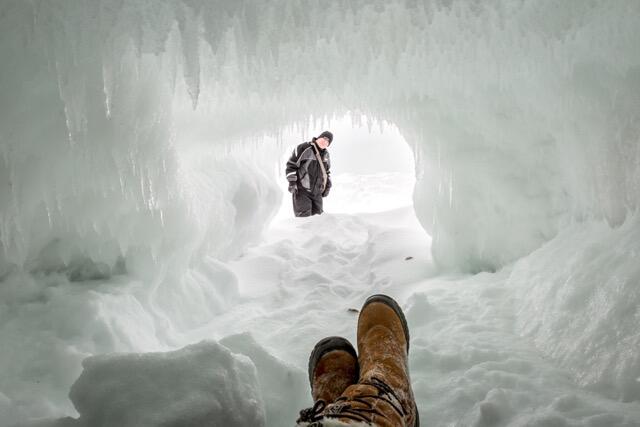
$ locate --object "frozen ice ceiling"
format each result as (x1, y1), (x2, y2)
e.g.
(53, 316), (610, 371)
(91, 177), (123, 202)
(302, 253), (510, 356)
(1, 0), (639, 273)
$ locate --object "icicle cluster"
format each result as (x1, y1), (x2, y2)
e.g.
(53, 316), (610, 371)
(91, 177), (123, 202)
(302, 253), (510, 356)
(1, 0), (639, 275)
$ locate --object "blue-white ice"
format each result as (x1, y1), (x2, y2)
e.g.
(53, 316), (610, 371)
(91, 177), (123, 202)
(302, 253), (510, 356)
(1, 1), (639, 426)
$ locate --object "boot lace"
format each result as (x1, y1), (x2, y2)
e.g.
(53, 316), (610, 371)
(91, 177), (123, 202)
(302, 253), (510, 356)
(297, 399), (327, 424)
(323, 376), (408, 424)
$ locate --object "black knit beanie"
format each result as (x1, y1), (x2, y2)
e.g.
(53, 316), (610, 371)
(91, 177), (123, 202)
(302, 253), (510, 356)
(317, 131), (333, 144)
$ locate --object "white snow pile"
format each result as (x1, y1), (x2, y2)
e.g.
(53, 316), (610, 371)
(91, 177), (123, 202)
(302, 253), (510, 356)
(9, 332), (308, 427)
(0, 253), (251, 425)
(219, 333), (308, 427)
(69, 340), (263, 427)
(510, 215), (640, 402)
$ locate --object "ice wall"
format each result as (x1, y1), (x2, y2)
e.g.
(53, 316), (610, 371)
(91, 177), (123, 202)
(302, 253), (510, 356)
(2, 0), (638, 275)
(1, 1), (284, 421)
(390, 1), (640, 272)
(0, 0), (283, 275)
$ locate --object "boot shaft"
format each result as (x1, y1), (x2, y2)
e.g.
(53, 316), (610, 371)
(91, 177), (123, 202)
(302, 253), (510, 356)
(311, 349), (359, 403)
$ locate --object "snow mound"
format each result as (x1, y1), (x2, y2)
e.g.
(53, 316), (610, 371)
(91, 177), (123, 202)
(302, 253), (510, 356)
(220, 333), (308, 427)
(510, 216), (640, 402)
(408, 273), (640, 427)
(0, 255), (243, 424)
(68, 341), (265, 427)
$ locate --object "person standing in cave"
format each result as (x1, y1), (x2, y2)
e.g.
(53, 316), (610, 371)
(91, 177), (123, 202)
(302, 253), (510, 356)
(285, 131), (333, 217)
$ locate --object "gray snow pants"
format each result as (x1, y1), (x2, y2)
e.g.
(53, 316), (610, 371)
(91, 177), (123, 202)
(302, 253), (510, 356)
(293, 190), (323, 217)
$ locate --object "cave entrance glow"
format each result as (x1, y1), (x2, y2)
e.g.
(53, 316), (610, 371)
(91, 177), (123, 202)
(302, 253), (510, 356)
(273, 114), (415, 219)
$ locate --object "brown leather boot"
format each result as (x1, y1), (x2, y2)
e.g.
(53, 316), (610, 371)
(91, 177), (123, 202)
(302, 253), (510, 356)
(297, 336), (359, 425)
(319, 294), (419, 426)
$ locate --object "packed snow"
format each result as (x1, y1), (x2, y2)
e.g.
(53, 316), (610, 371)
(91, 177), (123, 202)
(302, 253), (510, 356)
(69, 341), (264, 427)
(1, 0), (640, 426)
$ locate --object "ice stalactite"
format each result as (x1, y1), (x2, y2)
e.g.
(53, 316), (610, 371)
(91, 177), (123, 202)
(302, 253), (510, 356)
(4, 0), (640, 272)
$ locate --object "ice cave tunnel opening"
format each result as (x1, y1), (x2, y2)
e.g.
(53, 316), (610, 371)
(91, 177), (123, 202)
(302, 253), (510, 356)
(271, 113), (417, 220)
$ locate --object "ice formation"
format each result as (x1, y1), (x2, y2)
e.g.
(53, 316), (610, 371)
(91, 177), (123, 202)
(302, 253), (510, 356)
(2, 0), (638, 273)
(1, 0), (639, 425)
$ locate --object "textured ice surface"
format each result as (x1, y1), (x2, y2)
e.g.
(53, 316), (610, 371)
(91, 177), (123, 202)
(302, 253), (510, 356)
(2, 0), (639, 273)
(509, 215), (640, 402)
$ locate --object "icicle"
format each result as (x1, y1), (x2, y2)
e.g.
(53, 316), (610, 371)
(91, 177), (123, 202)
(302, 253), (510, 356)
(177, 3), (201, 110)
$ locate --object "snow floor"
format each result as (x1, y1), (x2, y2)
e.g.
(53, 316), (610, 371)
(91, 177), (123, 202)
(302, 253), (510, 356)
(183, 205), (640, 426)
(7, 173), (640, 427)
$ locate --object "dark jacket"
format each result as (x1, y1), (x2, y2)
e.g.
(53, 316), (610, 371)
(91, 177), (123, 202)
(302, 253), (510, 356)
(286, 140), (331, 196)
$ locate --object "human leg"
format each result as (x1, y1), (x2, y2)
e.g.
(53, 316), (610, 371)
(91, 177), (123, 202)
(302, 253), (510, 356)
(310, 192), (324, 215)
(293, 190), (313, 217)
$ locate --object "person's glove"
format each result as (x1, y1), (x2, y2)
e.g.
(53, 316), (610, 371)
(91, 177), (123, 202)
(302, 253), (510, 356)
(322, 187), (330, 198)
(288, 182), (298, 195)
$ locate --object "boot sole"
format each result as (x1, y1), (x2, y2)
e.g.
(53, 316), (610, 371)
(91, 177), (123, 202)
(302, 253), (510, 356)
(361, 294), (410, 352)
(308, 336), (359, 385)
(362, 295), (418, 426)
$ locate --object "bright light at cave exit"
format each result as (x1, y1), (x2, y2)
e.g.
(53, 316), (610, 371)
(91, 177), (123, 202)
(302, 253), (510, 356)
(274, 113), (415, 219)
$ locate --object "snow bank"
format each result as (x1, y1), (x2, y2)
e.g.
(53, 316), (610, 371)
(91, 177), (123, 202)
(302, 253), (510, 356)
(0, 272), (157, 423)
(0, 254), (250, 424)
(407, 273), (640, 427)
(509, 216), (640, 402)
(12, 334), (308, 427)
(220, 333), (309, 427)
(67, 341), (264, 427)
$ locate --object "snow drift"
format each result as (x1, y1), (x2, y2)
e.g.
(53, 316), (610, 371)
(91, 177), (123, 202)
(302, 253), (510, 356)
(69, 341), (264, 427)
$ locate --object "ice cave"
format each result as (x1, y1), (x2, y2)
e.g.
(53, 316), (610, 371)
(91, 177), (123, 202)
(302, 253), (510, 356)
(1, 1), (639, 426)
